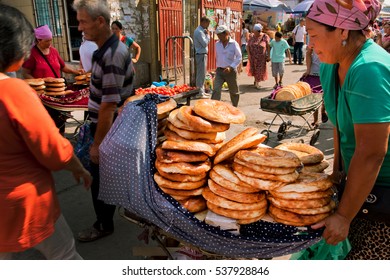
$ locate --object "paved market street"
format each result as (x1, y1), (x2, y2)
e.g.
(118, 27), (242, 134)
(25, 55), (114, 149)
(16, 62), (335, 260)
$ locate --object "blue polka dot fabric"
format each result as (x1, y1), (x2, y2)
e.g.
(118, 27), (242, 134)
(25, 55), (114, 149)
(99, 94), (322, 259)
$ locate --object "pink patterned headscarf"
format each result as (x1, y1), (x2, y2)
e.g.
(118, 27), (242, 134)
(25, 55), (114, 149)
(34, 25), (52, 40)
(307, 0), (382, 30)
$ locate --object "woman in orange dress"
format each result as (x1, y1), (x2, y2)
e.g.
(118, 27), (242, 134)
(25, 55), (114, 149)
(0, 4), (92, 259)
(246, 23), (270, 89)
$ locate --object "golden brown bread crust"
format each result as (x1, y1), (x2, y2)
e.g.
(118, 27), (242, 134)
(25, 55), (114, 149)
(269, 188), (335, 200)
(159, 186), (204, 196)
(179, 196), (207, 213)
(176, 106), (230, 132)
(157, 170), (207, 182)
(275, 143), (324, 165)
(212, 164), (258, 190)
(274, 200), (336, 215)
(24, 78), (45, 86)
(267, 195), (332, 209)
(237, 215), (265, 225)
(209, 169), (260, 193)
(43, 77), (65, 83)
(193, 99), (246, 124)
(234, 171), (287, 191)
(207, 201), (267, 220)
(268, 204), (331, 226)
(214, 127), (266, 164)
(232, 162), (300, 183)
(166, 122), (219, 141)
(234, 157), (297, 175)
(270, 172), (333, 193)
(161, 140), (216, 157)
(157, 98), (177, 115)
(236, 147), (301, 168)
(202, 187), (267, 210)
(154, 173), (206, 190)
(155, 159), (211, 175)
(164, 128), (225, 144)
(301, 160), (330, 173)
(155, 146), (208, 163)
(208, 179), (265, 203)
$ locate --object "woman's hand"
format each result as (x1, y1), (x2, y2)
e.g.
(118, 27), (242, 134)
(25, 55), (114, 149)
(311, 212), (351, 245)
(72, 167), (92, 190)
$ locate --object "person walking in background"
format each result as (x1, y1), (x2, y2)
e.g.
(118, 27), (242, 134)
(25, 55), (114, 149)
(292, 18), (306, 65)
(269, 31), (292, 89)
(193, 16), (211, 98)
(240, 20), (250, 73)
(111, 20), (141, 64)
(22, 24), (84, 135)
(211, 25), (242, 107)
(0, 4), (92, 260)
(246, 23), (270, 89)
(300, 46), (327, 126)
(73, 0), (135, 242)
(79, 32), (98, 73)
(306, 0), (390, 259)
(376, 21), (390, 53)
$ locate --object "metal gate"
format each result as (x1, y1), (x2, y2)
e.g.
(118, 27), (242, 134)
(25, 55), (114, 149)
(200, 0), (243, 72)
(158, 0), (184, 81)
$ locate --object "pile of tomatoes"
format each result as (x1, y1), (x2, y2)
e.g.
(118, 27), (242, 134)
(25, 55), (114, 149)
(135, 84), (196, 96)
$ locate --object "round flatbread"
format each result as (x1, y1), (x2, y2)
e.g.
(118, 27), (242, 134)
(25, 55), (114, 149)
(270, 172), (333, 193)
(202, 187), (267, 211)
(301, 160), (330, 173)
(154, 173), (206, 190)
(209, 169), (260, 193)
(235, 147), (301, 168)
(157, 170), (207, 182)
(268, 204), (331, 226)
(275, 143), (324, 165)
(234, 157), (297, 175)
(214, 127), (266, 164)
(267, 195), (332, 209)
(179, 196), (207, 213)
(207, 201), (267, 220)
(155, 146), (208, 163)
(155, 159), (211, 175)
(232, 162), (299, 183)
(208, 179), (265, 204)
(234, 171), (287, 191)
(161, 140), (216, 157)
(193, 99), (246, 124)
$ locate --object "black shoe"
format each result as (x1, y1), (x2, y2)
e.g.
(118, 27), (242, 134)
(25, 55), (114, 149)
(298, 63), (304, 65)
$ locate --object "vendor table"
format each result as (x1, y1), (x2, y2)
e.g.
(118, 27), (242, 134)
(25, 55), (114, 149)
(172, 88), (200, 105)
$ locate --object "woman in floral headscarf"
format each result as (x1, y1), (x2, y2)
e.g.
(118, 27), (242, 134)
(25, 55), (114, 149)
(306, 0), (390, 259)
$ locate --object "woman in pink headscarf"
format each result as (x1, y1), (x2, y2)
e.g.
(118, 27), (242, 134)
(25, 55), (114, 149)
(306, 0), (390, 259)
(22, 25), (84, 134)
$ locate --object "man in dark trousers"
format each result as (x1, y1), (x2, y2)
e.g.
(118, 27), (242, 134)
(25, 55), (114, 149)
(193, 16), (211, 98)
(292, 18), (307, 65)
(211, 25), (242, 107)
(73, 0), (134, 242)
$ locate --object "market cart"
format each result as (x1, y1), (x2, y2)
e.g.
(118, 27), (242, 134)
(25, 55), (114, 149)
(260, 92), (323, 145)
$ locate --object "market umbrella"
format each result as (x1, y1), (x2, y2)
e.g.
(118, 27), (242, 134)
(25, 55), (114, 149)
(292, 0), (315, 13)
(243, 0), (291, 11)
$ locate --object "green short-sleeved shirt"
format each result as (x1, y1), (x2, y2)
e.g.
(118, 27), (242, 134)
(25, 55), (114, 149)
(270, 39), (290, 63)
(320, 40), (390, 186)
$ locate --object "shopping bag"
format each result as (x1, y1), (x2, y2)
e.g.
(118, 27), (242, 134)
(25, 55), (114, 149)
(74, 121), (93, 171)
(290, 238), (351, 260)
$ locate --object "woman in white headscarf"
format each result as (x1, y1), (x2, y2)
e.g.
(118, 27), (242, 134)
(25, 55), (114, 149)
(246, 23), (270, 89)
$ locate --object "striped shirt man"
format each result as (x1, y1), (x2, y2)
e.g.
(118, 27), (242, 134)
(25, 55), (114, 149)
(89, 34), (134, 122)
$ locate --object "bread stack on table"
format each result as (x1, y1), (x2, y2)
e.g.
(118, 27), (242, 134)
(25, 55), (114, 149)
(43, 77), (67, 96)
(24, 78), (45, 95)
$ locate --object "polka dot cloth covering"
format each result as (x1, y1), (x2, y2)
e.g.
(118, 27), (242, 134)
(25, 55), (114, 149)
(99, 94), (322, 259)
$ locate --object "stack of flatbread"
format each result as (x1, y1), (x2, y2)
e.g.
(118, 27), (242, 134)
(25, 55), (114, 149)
(154, 100), (246, 213)
(24, 78), (45, 95)
(44, 77), (68, 96)
(74, 74), (88, 85)
(203, 164), (268, 224)
(274, 81), (311, 101)
(268, 172), (336, 226)
(275, 143), (329, 173)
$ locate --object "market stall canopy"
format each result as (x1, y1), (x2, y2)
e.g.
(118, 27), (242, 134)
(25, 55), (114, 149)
(291, 0), (314, 14)
(243, 0), (293, 12)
